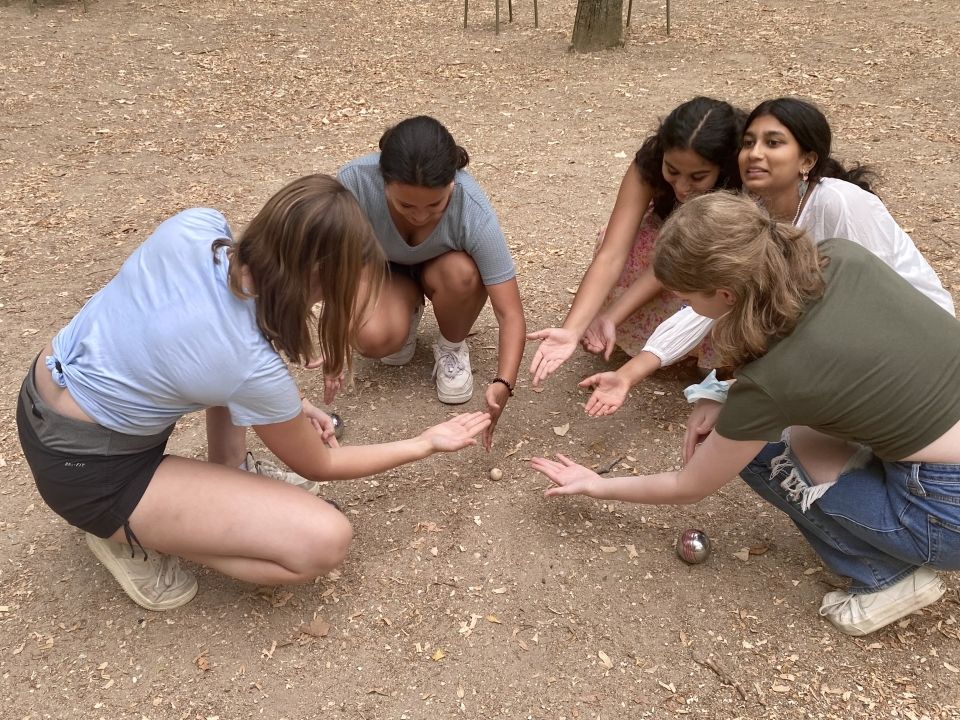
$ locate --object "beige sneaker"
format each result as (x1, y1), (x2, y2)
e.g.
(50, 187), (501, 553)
(85, 533), (197, 611)
(246, 452), (326, 496)
(819, 566), (945, 636)
(381, 303), (424, 366)
(246, 453), (342, 511)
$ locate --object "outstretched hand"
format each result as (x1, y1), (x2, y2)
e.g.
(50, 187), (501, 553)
(420, 411), (492, 453)
(581, 315), (617, 360)
(531, 453), (602, 498)
(579, 371), (629, 417)
(527, 327), (579, 387)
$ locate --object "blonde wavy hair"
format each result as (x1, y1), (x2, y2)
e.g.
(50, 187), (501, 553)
(216, 174), (385, 379)
(653, 192), (826, 367)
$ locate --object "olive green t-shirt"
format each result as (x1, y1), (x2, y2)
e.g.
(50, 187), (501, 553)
(716, 238), (960, 460)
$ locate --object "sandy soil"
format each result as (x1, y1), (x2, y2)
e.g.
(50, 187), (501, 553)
(2, 1), (959, 718)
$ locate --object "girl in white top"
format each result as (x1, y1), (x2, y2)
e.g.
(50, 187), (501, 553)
(580, 97), (954, 416)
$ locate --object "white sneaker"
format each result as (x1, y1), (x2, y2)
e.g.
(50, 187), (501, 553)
(85, 533), (197, 611)
(246, 452), (325, 497)
(819, 566), (945, 636)
(381, 304), (424, 366)
(432, 338), (474, 404)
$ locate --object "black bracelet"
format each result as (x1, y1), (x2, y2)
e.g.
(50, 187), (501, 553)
(490, 377), (514, 396)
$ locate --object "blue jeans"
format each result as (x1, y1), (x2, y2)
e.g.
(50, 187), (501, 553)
(739, 441), (960, 593)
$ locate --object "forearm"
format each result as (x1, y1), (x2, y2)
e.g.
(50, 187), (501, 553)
(494, 309), (526, 387)
(589, 470), (704, 505)
(562, 260), (626, 336)
(603, 270), (662, 327)
(311, 437), (434, 481)
(615, 351), (661, 387)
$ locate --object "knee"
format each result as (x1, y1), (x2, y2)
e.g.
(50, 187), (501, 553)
(356, 316), (408, 358)
(290, 511), (353, 581)
(426, 253), (482, 297)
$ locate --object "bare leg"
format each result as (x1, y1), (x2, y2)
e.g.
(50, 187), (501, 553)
(355, 273), (422, 358)
(112, 456), (352, 585)
(421, 251), (487, 342)
(788, 426), (861, 486)
(205, 406), (247, 467)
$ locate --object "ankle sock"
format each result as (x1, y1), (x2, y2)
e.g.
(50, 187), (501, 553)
(437, 333), (465, 350)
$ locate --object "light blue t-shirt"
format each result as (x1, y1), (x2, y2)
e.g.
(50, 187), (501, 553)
(337, 153), (516, 286)
(49, 208), (301, 436)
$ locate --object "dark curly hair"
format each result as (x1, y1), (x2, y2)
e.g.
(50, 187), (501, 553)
(634, 97), (746, 219)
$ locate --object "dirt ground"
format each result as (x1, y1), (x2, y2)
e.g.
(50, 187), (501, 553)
(2, 0), (960, 718)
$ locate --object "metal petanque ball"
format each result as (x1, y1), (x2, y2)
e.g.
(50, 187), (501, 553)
(677, 528), (711, 564)
(329, 412), (345, 440)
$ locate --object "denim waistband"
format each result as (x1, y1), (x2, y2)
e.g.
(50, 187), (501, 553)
(20, 361), (173, 456)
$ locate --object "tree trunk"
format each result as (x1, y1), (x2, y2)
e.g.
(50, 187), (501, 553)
(571, 0), (624, 52)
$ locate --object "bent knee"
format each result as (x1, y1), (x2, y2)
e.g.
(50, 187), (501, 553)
(288, 511), (353, 581)
(356, 325), (405, 358)
(424, 253), (481, 294)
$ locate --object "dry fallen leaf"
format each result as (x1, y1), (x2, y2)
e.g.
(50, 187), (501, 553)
(485, 614), (502, 624)
(553, 423), (570, 436)
(300, 618), (331, 638)
(505, 440), (524, 457)
(195, 652), (211, 672)
(733, 548), (751, 562)
(431, 648), (446, 661)
(271, 590), (294, 607)
(598, 650), (613, 669)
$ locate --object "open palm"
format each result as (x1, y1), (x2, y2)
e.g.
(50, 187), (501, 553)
(579, 371), (629, 416)
(420, 411), (492, 453)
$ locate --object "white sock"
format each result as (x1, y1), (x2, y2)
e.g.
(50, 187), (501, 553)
(437, 333), (465, 350)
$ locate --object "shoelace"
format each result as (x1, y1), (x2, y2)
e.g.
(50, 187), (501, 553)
(434, 347), (466, 378)
(154, 554), (182, 590)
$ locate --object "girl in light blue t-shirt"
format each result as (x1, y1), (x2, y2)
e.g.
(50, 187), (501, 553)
(16, 175), (491, 612)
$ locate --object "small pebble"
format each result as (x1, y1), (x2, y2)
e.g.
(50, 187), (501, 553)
(488, 467), (503, 481)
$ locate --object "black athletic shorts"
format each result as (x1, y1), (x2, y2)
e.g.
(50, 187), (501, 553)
(16, 360), (173, 539)
(388, 261), (424, 288)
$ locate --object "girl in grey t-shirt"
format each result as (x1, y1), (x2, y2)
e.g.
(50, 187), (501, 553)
(337, 116), (526, 451)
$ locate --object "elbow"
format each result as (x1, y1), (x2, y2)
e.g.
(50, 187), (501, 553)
(301, 459), (338, 484)
(673, 473), (713, 505)
(676, 490), (711, 505)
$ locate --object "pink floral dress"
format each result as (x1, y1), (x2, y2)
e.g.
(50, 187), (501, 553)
(594, 206), (717, 366)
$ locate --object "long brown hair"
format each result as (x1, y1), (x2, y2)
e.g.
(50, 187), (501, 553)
(654, 192), (825, 367)
(216, 174), (384, 377)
